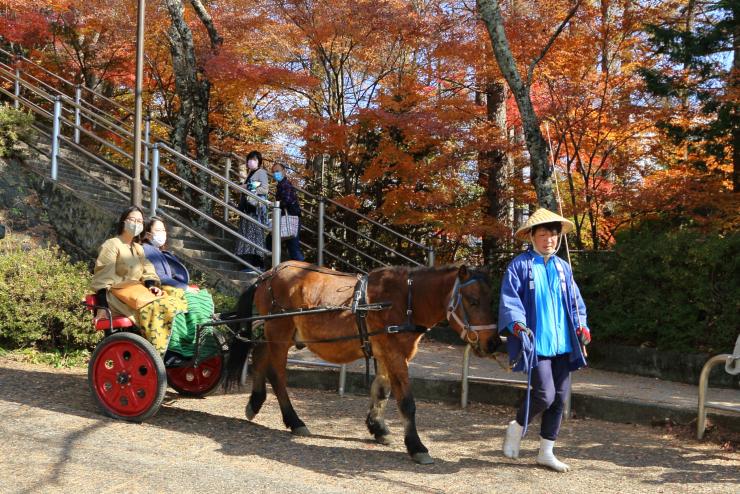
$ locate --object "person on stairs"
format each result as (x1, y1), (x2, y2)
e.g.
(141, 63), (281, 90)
(234, 150), (269, 272)
(271, 163), (304, 261)
(498, 208), (591, 472)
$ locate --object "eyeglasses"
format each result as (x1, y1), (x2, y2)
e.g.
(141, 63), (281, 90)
(125, 217), (144, 224)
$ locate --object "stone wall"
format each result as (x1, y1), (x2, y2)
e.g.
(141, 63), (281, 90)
(0, 156), (116, 264)
(1, 156), (241, 298)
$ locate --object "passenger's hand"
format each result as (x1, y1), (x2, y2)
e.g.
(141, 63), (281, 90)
(186, 285), (200, 293)
(94, 309), (108, 321)
(511, 322), (532, 340)
(149, 286), (163, 297)
(576, 326), (591, 346)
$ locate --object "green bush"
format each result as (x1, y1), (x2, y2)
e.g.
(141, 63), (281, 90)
(0, 236), (98, 350)
(577, 222), (739, 353)
(0, 103), (34, 158)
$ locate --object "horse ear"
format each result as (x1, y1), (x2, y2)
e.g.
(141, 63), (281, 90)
(457, 264), (469, 280)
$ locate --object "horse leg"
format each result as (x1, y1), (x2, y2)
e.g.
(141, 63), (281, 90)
(245, 343), (268, 420)
(264, 339), (310, 436)
(366, 363), (392, 445)
(387, 360), (433, 464)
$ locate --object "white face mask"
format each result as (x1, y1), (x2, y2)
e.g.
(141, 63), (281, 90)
(125, 221), (143, 237)
(150, 232), (167, 248)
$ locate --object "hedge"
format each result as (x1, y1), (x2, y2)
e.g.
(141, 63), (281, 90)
(0, 236), (98, 350)
(576, 223), (738, 354)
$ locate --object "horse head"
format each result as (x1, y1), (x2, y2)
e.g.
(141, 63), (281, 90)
(446, 265), (502, 357)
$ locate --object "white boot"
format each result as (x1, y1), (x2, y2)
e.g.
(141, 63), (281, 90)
(536, 437), (570, 472)
(502, 420), (523, 459)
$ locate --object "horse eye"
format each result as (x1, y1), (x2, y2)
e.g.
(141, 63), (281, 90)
(468, 298), (479, 307)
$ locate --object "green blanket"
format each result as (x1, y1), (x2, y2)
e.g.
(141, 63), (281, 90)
(168, 290), (218, 359)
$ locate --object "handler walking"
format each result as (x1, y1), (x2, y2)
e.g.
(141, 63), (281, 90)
(499, 208), (591, 472)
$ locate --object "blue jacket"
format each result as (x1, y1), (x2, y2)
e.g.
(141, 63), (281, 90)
(498, 249), (588, 372)
(143, 243), (190, 290)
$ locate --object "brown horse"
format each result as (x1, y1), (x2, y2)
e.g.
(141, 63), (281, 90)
(224, 260), (501, 464)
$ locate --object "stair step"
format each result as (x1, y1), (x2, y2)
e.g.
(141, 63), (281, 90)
(214, 269), (262, 282)
(192, 257), (243, 271)
(174, 246), (238, 263)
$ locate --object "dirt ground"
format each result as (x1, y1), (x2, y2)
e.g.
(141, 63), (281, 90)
(0, 357), (737, 494)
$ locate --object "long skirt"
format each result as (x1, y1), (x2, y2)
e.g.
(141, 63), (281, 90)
(235, 204), (267, 257)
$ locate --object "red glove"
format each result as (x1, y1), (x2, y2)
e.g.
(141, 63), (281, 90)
(512, 322), (532, 339)
(576, 326), (591, 346)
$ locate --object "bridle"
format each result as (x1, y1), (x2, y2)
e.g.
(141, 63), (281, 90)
(446, 275), (497, 346)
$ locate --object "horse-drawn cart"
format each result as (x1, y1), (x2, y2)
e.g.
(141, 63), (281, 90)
(81, 288), (389, 422)
(83, 293), (230, 421)
(82, 261), (500, 465)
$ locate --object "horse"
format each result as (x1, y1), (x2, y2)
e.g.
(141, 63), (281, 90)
(224, 260), (501, 464)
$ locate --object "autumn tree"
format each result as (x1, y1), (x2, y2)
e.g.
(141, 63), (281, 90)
(477, 0), (583, 210)
(641, 0), (738, 192)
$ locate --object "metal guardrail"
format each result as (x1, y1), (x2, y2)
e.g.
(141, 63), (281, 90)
(238, 356), (347, 396)
(697, 348), (740, 439)
(460, 337), (573, 419)
(1, 46), (435, 274)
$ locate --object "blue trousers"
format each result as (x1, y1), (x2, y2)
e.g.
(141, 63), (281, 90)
(285, 229), (304, 261)
(516, 353), (571, 440)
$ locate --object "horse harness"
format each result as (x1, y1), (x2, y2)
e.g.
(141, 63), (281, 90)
(352, 274), (427, 383)
(228, 265), (496, 363)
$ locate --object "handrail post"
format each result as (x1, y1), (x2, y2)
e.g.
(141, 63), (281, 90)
(14, 67), (20, 109)
(317, 197), (325, 267)
(224, 157), (232, 224)
(50, 96), (62, 181)
(338, 364), (347, 396)
(427, 246), (435, 267)
(73, 85), (81, 144)
(461, 344), (471, 408)
(143, 114), (151, 181)
(150, 144), (159, 217)
(272, 201), (282, 267)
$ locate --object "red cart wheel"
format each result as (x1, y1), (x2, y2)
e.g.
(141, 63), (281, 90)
(88, 332), (167, 422)
(167, 354), (224, 397)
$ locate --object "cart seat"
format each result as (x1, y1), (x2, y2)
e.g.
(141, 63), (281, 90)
(84, 294), (135, 331)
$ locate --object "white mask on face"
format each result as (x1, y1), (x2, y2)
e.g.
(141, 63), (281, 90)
(125, 221), (143, 237)
(150, 232), (167, 248)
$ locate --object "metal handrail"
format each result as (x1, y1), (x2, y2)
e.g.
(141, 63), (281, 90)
(324, 214), (421, 266)
(156, 141), (271, 209)
(157, 162), (267, 233)
(155, 190), (267, 265)
(5, 44), (433, 273)
(323, 195), (427, 249)
(697, 353), (740, 439)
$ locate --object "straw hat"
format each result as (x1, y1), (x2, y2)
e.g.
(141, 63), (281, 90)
(514, 208), (574, 240)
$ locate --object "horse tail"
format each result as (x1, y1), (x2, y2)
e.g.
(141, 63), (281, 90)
(224, 281), (258, 392)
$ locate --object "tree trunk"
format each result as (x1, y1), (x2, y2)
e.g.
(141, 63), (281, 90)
(164, 0), (221, 226)
(479, 81), (510, 264)
(477, 0), (556, 210)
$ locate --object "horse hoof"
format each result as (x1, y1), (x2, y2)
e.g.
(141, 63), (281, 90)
(412, 452), (434, 465)
(245, 405), (256, 421)
(292, 426), (311, 436)
(375, 435), (392, 446)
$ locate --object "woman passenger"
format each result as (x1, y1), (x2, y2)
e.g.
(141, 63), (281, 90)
(91, 206), (161, 325)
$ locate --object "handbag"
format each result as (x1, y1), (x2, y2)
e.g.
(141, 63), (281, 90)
(280, 215), (300, 239)
(110, 281), (159, 310)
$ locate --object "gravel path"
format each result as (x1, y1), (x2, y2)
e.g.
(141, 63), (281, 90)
(0, 357), (737, 494)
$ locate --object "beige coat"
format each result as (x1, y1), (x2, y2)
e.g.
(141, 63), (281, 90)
(91, 237), (160, 323)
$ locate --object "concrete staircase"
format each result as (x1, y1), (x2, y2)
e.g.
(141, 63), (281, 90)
(20, 130), (258, 296)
